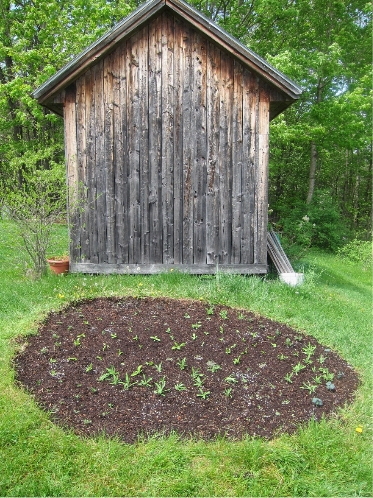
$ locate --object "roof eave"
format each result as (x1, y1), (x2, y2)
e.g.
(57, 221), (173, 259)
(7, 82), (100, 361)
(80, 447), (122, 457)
(33, 0), (302, 105)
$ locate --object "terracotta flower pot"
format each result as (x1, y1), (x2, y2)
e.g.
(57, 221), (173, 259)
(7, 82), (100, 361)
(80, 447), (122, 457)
(47, 257), (69, 275)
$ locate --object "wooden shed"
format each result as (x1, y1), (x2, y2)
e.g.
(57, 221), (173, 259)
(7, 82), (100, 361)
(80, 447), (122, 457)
(34, 0), (301, 274)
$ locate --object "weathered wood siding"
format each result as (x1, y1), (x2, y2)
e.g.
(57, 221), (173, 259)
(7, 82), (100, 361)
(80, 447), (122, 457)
(64, 10), (270, 273)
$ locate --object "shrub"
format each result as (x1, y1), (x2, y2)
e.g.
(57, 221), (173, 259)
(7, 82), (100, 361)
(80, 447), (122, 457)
(3, 167), (66, 277)
(273, 190), (349, 255)
(337, 239), (372, 270)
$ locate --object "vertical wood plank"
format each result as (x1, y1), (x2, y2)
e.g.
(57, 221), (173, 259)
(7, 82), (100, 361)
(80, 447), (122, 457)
(139, 26), (150, 264)
(206, 42), (220, 265)
(113, 44), (126, 264)
(86, 67), (99, 264)
(104, 52), (115, 264)
(193, 31), (207, 265)
(241, 69), (257, 264)
(76, 77), (87, 262)
(173, 16), (183, 264)
(182, 23), (194, 265)
(218, 51), (233, 265)
(127, 32), (141, 263)
(256, 87), (270, 264)
(162, 13), (175, 264)
(94, 60), (106, 263)
(64, 84), (79, 262)
(148, 16), (163, 263)
(231, 60), (243, 264)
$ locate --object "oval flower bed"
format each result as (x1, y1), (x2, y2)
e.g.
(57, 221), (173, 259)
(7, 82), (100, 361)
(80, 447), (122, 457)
(15, 297), (359, 443)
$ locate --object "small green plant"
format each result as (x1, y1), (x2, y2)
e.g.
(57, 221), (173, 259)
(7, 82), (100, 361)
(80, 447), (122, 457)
(224, 375), (238, 384)
(224, 387), (233, 398)
(206, 360), (221, 373)
(172, 341), (186, 350)
(191, 322), (201, 329)
(193, 376), (204, 388)
(191, 332), (197, 340)
(219, 310), (228, 319)
(120, 373), (136, 390)
(137, 374), (153, 387)
(154, 377), (169, 396)
(131, 365), (143, 377)
(301, 381), (317, 393)
(206, 305), (214, 315)
(150, 335), (161, 342)
(225, 344), (236, 354)
(277, 353), (288, 360)
(154, 362), (162, 373)
(318, 354), (327, 364)
(174, 382), (187, 391)
(197, 388), (210, 399)
(302, 342), (316, 361)
(177, 357), (187, 370)
(292, 362), (306, 375)
(184, 313), (190, 319)
(191, 367), (203, 381)
(110, 332), (117, 339)
(284, 372), (293, 383)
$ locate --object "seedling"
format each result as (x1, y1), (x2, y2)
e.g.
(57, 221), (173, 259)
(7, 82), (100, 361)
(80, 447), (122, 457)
(301, 381), (317, 393)
(310, 374), (321, 384)
(318, 354), (327, 364)
(174, 382), (187, 391)
(302, 342), (316, 361)
(206, 361), (221, 373)
(191, 333), (197, 340)
(284, 372), (293, 383)
(184, 313), (190, 319)
(137, 374), (153, 387)
(224, 375), (238, 384)
(193, 376), (204, 388)
(225, 344), (236, 354)
(154, 362), (162, 373)
(131, 365), (143, 377)
(191, 322), (201, 329)
(132, 335), (138, 341)
(197, 388), (210, 399)
(312, 397), (323, 407)
(154, 377), (169, 396)
(292, 362), (306, 375)
(285, 337), (292, 347)
(237, 312), (245, 320)
(120, 373), (136, 390)
(67, 357), (77, 362)
(150, 335), (161, 342)
(326, 381), (336, 391)
(177, 357), (187, 370)
(110, 333), (117, 339)
(117, 350), (123, 356)
(206, 305), (214, 315)
(233, 355), (242, 365)
(277, 353), (288, 360)
(191, 367), (203, 381)
(102, 343), (109, 351)
(172, 341), (186, 350)
(224, 387), (233, 398)
(219, 310), (228, 319)
(165, 327), (171, 334)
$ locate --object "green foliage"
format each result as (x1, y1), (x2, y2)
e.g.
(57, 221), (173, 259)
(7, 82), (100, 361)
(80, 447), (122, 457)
(337, 239), (372, 269)
(274, 190), (350, 254)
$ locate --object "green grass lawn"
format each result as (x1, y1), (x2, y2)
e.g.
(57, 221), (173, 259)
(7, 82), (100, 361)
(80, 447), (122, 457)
(0, 220), (371, 496)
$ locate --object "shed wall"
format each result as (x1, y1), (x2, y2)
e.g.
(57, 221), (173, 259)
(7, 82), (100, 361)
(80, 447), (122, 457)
(64, 10), (270, 273)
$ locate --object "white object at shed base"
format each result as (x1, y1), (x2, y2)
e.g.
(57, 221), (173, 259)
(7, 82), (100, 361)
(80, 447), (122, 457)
(279, 273), (304, 286)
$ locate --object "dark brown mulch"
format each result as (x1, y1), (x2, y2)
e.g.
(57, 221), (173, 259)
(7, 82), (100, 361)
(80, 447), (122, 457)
(15, 297), (359, 443)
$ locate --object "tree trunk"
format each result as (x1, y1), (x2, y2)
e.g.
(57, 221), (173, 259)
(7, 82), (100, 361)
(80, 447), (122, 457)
(306, 141), (318, 204)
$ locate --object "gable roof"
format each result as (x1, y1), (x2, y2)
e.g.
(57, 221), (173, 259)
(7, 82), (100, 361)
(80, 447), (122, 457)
(33, 0), (302, 118)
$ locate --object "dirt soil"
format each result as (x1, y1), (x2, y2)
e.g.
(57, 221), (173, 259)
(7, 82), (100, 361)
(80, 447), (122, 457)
(15, 297), (359, 443)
